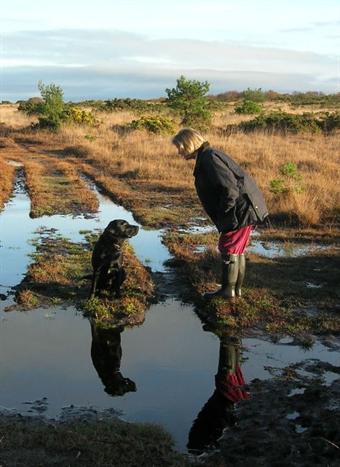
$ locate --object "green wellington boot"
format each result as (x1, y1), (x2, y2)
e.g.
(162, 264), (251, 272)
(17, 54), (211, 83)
(204, 254), (239, 299)
(235, 253), (246, 297)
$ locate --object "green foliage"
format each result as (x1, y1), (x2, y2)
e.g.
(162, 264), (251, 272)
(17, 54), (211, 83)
(235, 99), (263, 114)
(279, 162), (299, 178)
(269, 179), (287, 195)
(270, 163), (304, 195)
(63, 106), (97, 126)
(129, 115), (176, 134)
(233, 111), (340, 135)
(37, 81), (65, 130)
(18, 97), (44, 115)
(319, 111), (340, 133)
(102, 98), (164, 113)
(165, 75), (211, 128)
(289, 91), (340, 107)
(242, 88), (266, 102)
(20, 82), (97, 130)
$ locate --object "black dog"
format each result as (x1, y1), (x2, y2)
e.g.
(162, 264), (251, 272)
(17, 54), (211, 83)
(89, 219), (139, 299)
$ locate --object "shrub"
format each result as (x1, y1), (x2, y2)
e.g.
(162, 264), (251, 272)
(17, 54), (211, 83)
(237, 111), (323, 134)
(269, 163), (304, 195)
(269, 179), (287, 195)
(63, 105), (97, 126)
(128, 116), (176, 134)
(103, 98), (164, 113)
(242, 88), (266, 102)
(37, 81), (65, 130)
(235, 99), (263, 114)
(165, 75), (211, 128)
(319, 112), (340, 133)
(18, 97), (44, 115)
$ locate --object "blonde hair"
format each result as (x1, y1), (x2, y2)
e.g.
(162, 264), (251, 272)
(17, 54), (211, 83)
(172, 128), (205, 156)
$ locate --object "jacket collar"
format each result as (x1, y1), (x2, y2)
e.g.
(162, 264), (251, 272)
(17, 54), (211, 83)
(193, 141), (210, 176)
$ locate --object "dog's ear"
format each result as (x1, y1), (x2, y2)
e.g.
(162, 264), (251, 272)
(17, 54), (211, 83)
(105, 219), (128, 236)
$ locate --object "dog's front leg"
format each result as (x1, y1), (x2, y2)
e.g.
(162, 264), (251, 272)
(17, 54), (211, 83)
(89, 270), (101, 299)
(114, 268), (126, 298)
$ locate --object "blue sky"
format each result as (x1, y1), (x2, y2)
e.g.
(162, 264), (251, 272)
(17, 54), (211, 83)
(1, 0), (339, 100)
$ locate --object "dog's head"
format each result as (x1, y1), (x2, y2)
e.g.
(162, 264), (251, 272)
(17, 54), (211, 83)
(104, 219), (139, 239)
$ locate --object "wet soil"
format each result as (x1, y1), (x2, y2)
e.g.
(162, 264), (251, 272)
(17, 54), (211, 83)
(213, 361), (340, 467)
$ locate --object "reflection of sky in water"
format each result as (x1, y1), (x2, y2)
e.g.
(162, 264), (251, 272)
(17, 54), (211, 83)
(0, 301), (219, 452)
(0, 301), (338, 451)
(248, 239), (331, 258)
(1, 174), (339, 452)
(0, 177), (170, 293)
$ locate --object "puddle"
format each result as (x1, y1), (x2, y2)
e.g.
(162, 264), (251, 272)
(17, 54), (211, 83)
(0, 172), (339, 452)
(288, 388), (305, 397)
(286, 411), (300, 420)
(305, 281), (323, 289)
(248, 239), (332, 258)
(0, 172), (169, 299)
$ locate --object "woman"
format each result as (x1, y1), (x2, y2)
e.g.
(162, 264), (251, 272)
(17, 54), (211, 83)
(172, 128), (268, 299)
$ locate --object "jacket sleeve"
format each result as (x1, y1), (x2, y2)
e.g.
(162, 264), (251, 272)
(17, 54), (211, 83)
(205, 154), (240, 214)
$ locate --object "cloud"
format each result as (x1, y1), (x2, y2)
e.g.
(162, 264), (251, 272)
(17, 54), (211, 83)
(1, 64), (337, 101)
(1, 29), (338, 100)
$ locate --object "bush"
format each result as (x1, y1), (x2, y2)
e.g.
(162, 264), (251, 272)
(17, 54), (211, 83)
(37, 81), (65, 130)
(235, 99), (263, 114)
(165, 75), (211, 128)
(269, 163), (304, 195)
(63, 106), (97, 126)
(236, 111), (325, 134)
(18, 97), (44, 115)
(242, 88), (266, 103)
(128, 116), (176, 135)
(21, 82), (98, 130)
(319, 112), (340, 133)
(103, 98), (164, 113)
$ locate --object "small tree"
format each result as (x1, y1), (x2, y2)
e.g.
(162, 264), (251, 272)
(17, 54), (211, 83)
(165, 75), (211, 128)
(242, 88), (266, 103)
(37, 81), (65, 130)
(235, 99), (263, 114)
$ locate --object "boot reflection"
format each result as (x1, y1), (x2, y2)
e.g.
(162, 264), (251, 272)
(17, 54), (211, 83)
(187, 334), (249, 454)
(90, 320), (136, 396)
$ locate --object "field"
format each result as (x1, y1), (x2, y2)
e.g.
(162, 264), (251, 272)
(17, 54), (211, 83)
(0, 99), (339, 465)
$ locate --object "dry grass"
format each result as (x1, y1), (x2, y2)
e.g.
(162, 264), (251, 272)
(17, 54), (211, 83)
(0, 104), (36, 128)
(0, 157), (16, 209)
(0, 102), (339, 228)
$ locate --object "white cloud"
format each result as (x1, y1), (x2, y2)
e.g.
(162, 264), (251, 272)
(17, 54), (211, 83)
(1, 28), (338, 100)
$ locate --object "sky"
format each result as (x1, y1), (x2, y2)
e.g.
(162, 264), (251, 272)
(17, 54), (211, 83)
(1, 0), (339, 100)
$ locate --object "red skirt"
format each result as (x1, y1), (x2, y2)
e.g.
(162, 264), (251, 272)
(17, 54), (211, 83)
(218, 225), (253, 255)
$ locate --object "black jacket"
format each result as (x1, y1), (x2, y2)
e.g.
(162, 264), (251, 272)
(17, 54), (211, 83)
(193, 143), (268, 233)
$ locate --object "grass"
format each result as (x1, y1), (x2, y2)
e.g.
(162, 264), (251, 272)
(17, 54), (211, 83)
(163, 229), (340, 336)
(0, 415), (192, 467)
(14, 229), (154, 327)
(1, 102), (339, 231)
(0, 156), (16, 209)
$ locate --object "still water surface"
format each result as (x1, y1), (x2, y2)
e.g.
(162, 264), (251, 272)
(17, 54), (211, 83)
(0, 174), (337, 451)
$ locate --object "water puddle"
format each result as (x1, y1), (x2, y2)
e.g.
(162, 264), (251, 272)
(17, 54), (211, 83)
(248, 239), (332, 258)
(0, 171), (339, 452)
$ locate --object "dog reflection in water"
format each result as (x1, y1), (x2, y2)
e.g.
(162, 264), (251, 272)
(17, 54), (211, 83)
(187, 333), (249, 453)
(90, 321), (136, 396)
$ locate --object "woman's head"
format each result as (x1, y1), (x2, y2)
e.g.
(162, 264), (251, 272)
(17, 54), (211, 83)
(172, 128), (206, 159)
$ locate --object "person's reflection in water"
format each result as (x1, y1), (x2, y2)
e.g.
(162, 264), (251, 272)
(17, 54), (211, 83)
(188, 333), (249, 453)
(90, 320), (136, 396)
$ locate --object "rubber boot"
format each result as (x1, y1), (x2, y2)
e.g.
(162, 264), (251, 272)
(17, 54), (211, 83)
(235, 254), (246, 297)
(204, 254), (239, 299)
